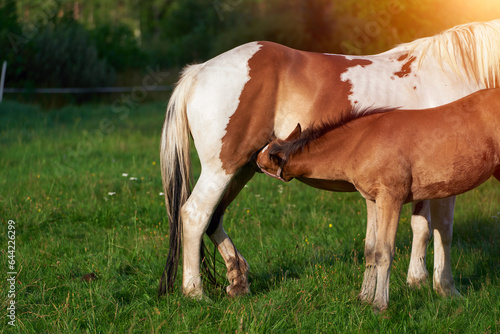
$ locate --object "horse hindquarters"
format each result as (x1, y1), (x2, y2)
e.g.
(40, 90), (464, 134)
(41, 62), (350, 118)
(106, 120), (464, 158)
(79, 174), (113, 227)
(180, 42), (273, 297)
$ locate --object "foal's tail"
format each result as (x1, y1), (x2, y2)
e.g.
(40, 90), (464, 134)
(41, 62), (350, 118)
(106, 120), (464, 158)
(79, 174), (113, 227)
(158, 64), (203, 296)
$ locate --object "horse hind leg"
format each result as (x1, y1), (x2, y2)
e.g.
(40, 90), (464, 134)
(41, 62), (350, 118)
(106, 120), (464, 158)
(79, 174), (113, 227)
(372, 194), (403, 311)
(430, 197), (460, 297)
(359, 199), (377, 303)
(207, 164), (255, 297)
(407, 200), (431, 287)
(180, 170), (233, 298)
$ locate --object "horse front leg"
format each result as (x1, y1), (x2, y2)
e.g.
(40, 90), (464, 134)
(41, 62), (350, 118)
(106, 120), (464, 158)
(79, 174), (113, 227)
(359, 199), (377, 303)
(430, 197), (460, 297)
(407, 200), (431, 287)
(373, 195), (403, 312)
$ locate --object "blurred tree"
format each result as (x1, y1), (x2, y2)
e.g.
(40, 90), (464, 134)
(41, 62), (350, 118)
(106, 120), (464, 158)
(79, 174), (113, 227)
(300, 0), (336, 52)
(2, 0), (500, 90)
(31, 21), (116, 88)
(91, 22), (146, 71)
(136, 0), (173, 39)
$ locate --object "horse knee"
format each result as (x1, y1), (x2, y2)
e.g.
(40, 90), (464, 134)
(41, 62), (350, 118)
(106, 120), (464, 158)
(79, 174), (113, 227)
(364, 244), (376, 264)
(374, 248), (392, 267)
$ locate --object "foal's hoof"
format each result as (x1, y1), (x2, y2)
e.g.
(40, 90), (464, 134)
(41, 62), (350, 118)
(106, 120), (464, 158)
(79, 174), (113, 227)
(372, 303), (388, 314)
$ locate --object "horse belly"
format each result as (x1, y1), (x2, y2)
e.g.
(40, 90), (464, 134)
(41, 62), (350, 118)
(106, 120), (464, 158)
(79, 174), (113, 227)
(297, 177), (357, 192)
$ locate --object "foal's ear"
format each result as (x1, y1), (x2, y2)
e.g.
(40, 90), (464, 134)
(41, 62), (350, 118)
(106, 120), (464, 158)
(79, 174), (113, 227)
(284, 123), (302, 142)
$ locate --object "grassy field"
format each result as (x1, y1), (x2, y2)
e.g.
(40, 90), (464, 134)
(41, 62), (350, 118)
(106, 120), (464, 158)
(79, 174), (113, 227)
(1, 100), (499, 333)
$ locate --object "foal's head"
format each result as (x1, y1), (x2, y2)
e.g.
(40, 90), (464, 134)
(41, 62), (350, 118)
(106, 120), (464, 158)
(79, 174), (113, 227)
(256, 106), (397, 181)
(256, 124), (303, 182)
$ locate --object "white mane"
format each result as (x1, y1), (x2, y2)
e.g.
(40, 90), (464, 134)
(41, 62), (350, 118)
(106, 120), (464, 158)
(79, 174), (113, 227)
(400, 19), (500, 88)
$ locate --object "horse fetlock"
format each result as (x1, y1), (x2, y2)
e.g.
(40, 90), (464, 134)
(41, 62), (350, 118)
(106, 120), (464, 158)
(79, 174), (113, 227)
(359, 264), (377, 303)
(226, 256), (249, 279)
(225, 258), (250, 297)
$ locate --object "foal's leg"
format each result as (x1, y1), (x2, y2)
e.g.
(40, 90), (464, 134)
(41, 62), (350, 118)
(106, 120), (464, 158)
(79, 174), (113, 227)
(430, 196), (460, 297)
(181, 170), (233, 298)
(207, 164), (255, 297)
(407, 200), (431, 287)
(373, 195), (402, 311)
(359, 199), (377, 303)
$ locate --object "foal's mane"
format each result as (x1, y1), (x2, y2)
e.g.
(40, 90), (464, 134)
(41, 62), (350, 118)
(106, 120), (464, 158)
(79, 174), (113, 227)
(270, 106), (397, 159)
(399, 19), (500, 88)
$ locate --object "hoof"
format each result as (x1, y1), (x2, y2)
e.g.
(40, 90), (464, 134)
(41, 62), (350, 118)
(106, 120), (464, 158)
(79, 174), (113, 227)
(185, 290), (212, 303)
(434, 284), (461, 298)
(407, 273), (429, 288)
(407, 259), (429, 288)
(227, 283), (251, 297)
(372, 302), (388, 313)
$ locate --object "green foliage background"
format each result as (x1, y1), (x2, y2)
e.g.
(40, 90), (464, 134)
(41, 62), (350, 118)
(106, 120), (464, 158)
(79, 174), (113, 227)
(1, 0), (500, 90)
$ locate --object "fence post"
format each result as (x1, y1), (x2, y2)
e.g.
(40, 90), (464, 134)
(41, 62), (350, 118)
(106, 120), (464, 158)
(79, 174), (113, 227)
(0, 61), (6, 103)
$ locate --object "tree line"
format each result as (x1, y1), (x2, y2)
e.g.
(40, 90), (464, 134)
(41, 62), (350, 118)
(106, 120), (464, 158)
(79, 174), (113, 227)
(1, 0), (498, 90)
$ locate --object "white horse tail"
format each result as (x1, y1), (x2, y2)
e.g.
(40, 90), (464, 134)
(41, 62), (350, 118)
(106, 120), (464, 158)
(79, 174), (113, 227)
(158, 64), (203, 295)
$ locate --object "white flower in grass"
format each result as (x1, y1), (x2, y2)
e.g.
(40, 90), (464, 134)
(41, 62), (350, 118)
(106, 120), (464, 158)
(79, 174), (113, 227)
(108, 192), (116, 196)
(130, 177), (138, 181)
(159, 192), (165, 196)
(122, 173), (128, 177)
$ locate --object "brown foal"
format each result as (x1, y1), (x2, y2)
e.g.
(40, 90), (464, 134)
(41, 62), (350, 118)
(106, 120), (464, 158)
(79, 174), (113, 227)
(256, 88), (500, 311)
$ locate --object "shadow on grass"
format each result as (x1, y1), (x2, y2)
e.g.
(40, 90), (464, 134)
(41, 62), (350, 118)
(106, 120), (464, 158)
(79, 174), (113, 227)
(247, 245), (365, 295)
(450, 213), (500, 293)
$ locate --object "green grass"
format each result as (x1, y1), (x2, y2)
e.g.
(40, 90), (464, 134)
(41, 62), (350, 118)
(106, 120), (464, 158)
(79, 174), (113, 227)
(1, 100), (499, 333)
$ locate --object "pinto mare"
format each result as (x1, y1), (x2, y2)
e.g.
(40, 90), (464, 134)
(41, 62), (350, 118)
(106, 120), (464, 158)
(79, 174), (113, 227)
(159, 20), (500, 299)
(256, 88), (500, 310)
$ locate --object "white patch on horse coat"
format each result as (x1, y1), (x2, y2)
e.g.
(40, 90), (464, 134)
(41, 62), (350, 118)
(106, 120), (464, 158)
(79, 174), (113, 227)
(187, 42), (262, 172)
(341, 48), (484, 112)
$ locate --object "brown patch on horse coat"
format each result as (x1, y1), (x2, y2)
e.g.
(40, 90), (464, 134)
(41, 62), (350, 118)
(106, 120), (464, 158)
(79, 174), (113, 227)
(394, 55), (417, 78)
(219, 41), (373, 174)
(397, 54), (409, 61)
